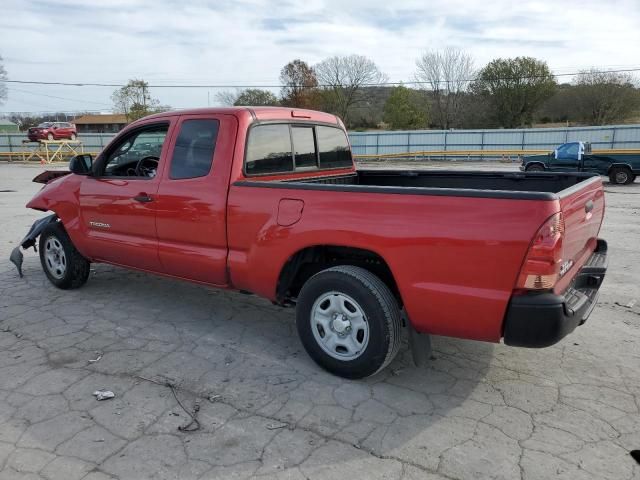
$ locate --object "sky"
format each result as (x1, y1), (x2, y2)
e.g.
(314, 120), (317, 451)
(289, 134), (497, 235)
(1, 0), (639, 114)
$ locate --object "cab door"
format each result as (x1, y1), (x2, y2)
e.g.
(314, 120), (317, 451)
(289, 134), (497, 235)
(154, 114), (237, 286)
(550, 142), (581, 171)
(78, 119), (176, 271)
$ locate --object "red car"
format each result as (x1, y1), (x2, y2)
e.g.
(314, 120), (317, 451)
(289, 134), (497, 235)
(10, 107), (607, 379)
(27, 121), (77, 141)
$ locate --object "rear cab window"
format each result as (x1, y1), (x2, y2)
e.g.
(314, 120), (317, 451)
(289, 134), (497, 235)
(245, 124), (293, 175)
(245, 123), (352, 176)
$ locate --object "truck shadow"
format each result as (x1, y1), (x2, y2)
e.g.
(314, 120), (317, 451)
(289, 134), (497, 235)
(3, 261), (498, 474)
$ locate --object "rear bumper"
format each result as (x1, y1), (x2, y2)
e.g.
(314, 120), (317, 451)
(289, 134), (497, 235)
(503, 239), (608, 348)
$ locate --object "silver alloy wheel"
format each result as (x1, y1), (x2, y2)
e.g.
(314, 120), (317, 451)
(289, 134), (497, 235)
(44, 236), (67, 279)
(310, 291), (369, 361)
(615, 171), (629, 184)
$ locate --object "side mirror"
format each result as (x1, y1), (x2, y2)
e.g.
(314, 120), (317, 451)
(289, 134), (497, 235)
(69, 154), (93, 175)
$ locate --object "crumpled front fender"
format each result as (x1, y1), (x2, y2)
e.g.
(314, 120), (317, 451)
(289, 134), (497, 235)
(9, 214), (58, 277)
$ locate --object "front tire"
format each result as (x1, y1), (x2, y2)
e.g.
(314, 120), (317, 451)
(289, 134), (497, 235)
(609, 166), (633, 185)
(296, 266), (402, 379)
(39, 222), (90, 289)
(70, 133), (77, 141)
(47, 133), (54, 141)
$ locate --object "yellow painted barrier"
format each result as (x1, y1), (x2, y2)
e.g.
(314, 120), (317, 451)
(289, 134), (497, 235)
(354, 149), (640, 159)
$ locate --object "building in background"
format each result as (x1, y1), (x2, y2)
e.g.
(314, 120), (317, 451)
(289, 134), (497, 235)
(73, 114), (128, 133)
(0, 119), (19, 133)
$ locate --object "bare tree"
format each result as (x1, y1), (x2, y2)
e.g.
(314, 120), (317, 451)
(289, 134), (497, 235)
(314, 55), (387, 126)
(280, 59), (318, 108)
(111, 79), (168, 121)
(215, 89), (240, 106)
(415, 47), (474, 129)
(0, 54), (7, 106)
(571, 69), (640, 124)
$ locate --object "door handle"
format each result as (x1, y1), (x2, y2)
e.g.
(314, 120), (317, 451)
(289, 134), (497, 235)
(134, 194), (153, 203)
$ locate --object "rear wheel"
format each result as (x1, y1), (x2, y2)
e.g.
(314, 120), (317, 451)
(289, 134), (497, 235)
(70, 133), (77, 141)
(47, 133), (54, 141)
(296, 265), (402, 379)
(525, 164), (545, 172)
(39, 222), (90, 289)
(609, 166), (633, 185)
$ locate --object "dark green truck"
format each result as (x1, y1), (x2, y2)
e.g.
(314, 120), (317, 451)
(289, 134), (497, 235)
(521, 142), (640, 185)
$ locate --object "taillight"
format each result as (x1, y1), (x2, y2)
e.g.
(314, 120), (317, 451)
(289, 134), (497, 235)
(516, 212), (565, 290)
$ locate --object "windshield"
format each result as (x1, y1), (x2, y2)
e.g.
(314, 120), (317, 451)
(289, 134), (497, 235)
(37, 122), (53, 128)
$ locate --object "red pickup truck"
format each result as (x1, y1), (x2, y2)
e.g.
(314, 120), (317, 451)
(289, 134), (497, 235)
(10, 107), (608, 379)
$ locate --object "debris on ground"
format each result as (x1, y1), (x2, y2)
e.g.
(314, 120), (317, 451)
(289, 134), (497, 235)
(93, 389), (115, 401)
(266, 422), (288, 430)
(88, 352), (103, 364)
(208, 394), (221, 403)
(168, 383), (201, 432)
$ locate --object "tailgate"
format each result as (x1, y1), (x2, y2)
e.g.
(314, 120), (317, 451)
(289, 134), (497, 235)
(555, 177), (605, 293)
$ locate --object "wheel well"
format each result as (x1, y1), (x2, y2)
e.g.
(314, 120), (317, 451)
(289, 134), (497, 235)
(525, 162), (545, 170)
(276, 246), (401, 306)
(608, 164), (632, 174)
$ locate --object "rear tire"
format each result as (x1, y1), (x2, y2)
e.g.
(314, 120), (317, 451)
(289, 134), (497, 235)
(39, 222), (90, 289)
(47, 133), (54, 141)
(525, 164), (545, 172)
(70, 133), (77, 141)
(296, 265), (402, 379)
(609, 167), (633, 185)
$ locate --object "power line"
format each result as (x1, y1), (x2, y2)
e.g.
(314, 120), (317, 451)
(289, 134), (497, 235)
(1, 67), (639, 89)
(8, 86), (113, 106)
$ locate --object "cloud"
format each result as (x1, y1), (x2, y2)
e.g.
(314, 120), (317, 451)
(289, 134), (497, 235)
(0, 0), (639, 112)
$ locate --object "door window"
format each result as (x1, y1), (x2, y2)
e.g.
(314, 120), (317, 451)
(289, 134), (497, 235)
(556, 142), (579, 160)
(102, 125), (169, 178)
(169, 119), (219, 179)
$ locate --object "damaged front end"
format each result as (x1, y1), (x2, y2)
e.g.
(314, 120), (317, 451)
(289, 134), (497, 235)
(9, 214), (57, 277)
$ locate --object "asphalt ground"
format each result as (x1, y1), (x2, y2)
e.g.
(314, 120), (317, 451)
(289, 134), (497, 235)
(0, 162), (639, 480)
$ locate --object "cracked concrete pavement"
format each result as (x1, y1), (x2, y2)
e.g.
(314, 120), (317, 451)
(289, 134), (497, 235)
(1, 163), (639, 480)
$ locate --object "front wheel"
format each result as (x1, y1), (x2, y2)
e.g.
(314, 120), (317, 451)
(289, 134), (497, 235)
(609, 167), (633, 185)
(46, 133), (54, 141)
(70, 133), (77, 141)
(296, 265), (402, 379)
(39, 222), (90, 289)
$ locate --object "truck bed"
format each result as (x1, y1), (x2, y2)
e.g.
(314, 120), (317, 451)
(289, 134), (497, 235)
(287, 170), (599, 199)
(230, 168), (604, 342)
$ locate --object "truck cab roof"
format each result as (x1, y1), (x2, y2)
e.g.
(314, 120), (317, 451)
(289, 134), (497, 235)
(141, 107), (342, 126)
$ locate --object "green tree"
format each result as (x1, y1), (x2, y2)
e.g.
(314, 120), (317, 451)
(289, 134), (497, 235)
(571, 69), (640, 124)
(112, 79), (169, 121)
(234, 88), (279, 106)
(472, 57), (556, 127)
(383, 86), (429, 129)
